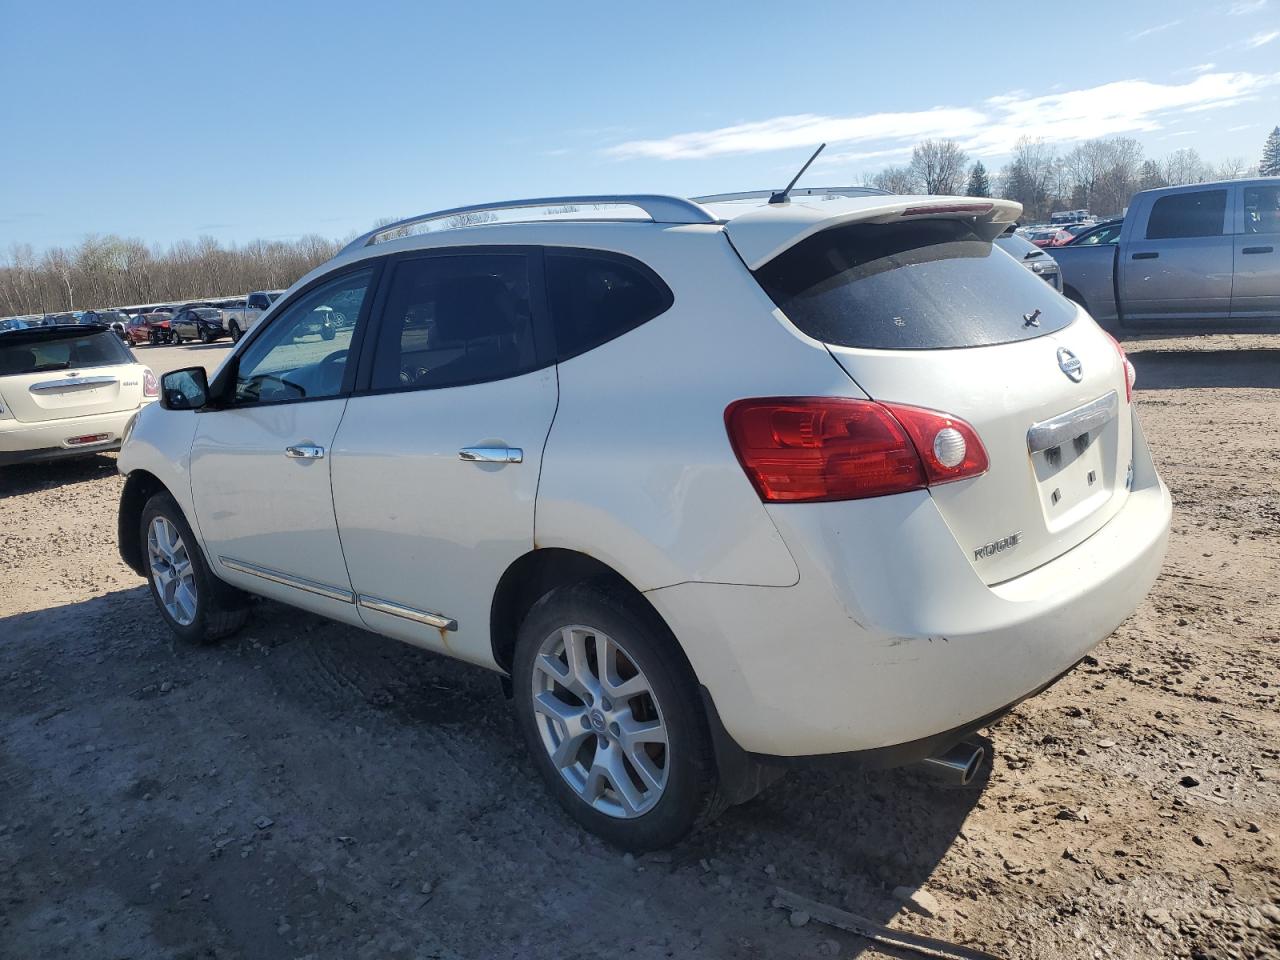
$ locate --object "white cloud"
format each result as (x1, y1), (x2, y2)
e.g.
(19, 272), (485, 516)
(1130, 19), (1182, 39)
(604, 72), (1280, 163)
(604, 108), (985, 160)
(1245, 29), (1279, 46)
(1228, 0), (1267, 14)
(1181, 62), (1217, 74)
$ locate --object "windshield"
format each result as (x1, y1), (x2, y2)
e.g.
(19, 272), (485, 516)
(0, 330), (132, 376)
(754, 219), (1077, 350)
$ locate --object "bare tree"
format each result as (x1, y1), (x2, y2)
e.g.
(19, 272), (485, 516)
(1213, 156), (1252, 180)
(909, 139), (969, 195)
(871, 165), (920, 195)
(1162, 148), (1211, 185)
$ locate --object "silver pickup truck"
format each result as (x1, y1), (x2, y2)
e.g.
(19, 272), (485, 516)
(1053, 178), (1279, 331)
(220, 290), (283, 342)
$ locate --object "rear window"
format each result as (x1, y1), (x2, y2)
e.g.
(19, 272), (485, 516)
(0, 330), (132, 376)
(754, 220), (1076, 350)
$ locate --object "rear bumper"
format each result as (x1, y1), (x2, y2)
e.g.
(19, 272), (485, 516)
(0, 405), (149, 464)
(646, 409), (1171, 759)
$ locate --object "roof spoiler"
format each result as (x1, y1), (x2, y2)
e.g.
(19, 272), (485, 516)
(723, 196), (1023, 270)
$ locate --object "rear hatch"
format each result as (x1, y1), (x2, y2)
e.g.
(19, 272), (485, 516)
(0, 327), (145, 423)
(745, 204), (1133, 584)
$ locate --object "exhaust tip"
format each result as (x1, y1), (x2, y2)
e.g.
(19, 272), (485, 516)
(919, 742), (985, 786)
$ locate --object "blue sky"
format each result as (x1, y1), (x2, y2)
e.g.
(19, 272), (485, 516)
(1, 0), (1278, 252)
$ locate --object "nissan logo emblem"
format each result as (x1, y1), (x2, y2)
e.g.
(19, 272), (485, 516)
(1057, 347), (1083, 383)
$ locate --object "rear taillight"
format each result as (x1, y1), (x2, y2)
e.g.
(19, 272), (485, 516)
(1106, 334), (1136, 403)
(142, 368), (159, 398)
(724, 397), (988, 503)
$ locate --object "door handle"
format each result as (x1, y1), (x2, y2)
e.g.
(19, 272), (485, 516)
(1242, 245), (1274, 255)
(458, 446), (523, 464)
(1132, 251), (1159, 260)
(285, 444), (325, 459)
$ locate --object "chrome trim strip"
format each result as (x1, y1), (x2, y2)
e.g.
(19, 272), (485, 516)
(1027, 390), (1119, 454)
(356, 594), (457, 632)
(218, 557), (354, 603)
(30, 375), (119, 393)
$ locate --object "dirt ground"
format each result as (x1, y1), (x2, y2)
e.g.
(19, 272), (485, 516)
(1, 333), (1277, 960)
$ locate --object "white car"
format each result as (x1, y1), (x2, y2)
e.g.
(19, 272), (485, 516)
(0, 323), (158, 466)
(116, 189), (1171, 849)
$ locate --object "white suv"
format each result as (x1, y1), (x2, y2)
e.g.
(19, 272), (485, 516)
(117, 190), (1171, 849)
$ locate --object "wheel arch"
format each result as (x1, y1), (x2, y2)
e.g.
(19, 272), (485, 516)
(1062, 284), (1089, 313)
(489, 548), (690, 680)
(118, 469), (170, 575)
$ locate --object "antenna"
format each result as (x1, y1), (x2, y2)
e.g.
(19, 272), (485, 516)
(769, 143), (826, 205)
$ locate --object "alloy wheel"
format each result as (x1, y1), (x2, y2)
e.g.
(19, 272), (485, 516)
(531, 625), (670, 819)
(147, 516), (198, 626)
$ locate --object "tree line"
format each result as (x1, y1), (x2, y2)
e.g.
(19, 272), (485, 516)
(871, 129), (1276, 222)
(0, 234), (345, 318)
(3, 127), (1277, 317)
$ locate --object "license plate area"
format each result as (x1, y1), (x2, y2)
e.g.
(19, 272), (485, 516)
(1027, 391), (1119, 531)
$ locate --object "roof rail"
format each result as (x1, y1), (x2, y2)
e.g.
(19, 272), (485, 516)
(340, 194), (718, 256)
(691, 185), (891, 203)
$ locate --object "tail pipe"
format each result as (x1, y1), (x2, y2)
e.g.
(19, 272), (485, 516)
(919, 742), (985, 785)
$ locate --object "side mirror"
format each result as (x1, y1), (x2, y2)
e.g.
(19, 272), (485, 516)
(160, 366), (210, 410)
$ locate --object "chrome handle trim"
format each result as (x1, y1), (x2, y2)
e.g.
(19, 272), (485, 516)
(285, 444), (325, 459)
(219, 556), (354, 603)
(1242, 245), (1273, 255)
(1027, 390), (1119, 454)
(30, 375), (119, 393)
(357, 594), (457, 631)
(458, 446), (523, 464)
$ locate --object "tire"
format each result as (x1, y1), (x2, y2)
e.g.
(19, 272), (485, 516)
(512, 581), (723, 850)
(140, 492), (248, 644)
(321, 325), (336, 341)
(229, 322), (241, 343)
(200, 328), (212, 344)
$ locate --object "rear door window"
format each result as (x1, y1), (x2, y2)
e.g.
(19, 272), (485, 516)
(754, 219), (1076, 350)
(545, 250), (673, 360)
(1145, 190), (1228, 240)
(369, 253), (541, 391)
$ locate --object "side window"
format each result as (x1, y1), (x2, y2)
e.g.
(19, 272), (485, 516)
(1243, 185), (1280, 235)
(233, 268), (373, 405)
(546, 251), (673, 361)
(369, 253), (537, 391)
(1145, 190), (1227, 240)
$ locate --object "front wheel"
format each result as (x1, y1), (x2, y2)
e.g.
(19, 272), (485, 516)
(229, 322), (241, 343)
(512, 581), (723, 850)
(200, 328), (213, 344)
(140, 492), (248, 643)
(321, 325), (336, 341)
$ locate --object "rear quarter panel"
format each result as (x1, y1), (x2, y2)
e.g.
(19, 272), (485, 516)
(534, 224), (864, 591)
(1053, 243), (1120, 322)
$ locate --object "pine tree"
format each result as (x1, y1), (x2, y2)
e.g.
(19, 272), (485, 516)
(966, 161), (991, 197)
(1137, 159), (1167, 192)
(1261, 126), (1280, 177)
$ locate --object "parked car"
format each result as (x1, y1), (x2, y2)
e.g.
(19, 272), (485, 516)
(170, 306), (229, 344)
(1024, 225), (1073, 248)
(0, 323), (157, 465)
(118, 189), (1170, 849)
(0, 318), (33, 332)
(221, 290), (283, 342)
(995, 227), (1063, 292)
(1063, 218), (1124, 247)
(81, 310), (131, 340)
(133, 309), (175, 345)
(1052, 178), (1279, 330)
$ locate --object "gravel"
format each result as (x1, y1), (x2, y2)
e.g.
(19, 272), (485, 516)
(1, 333), (1278, 959)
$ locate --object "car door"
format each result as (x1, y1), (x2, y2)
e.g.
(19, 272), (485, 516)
(330, 248), (558, 667)
(187, 264), (379, 623)
(1232, 182), (1280, 321)
(1120, 187), (1233, 323)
